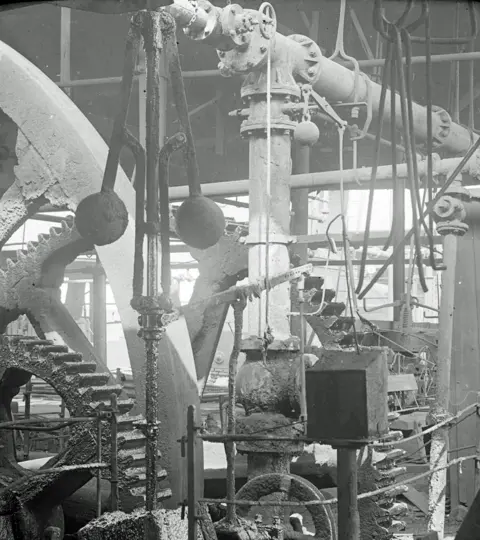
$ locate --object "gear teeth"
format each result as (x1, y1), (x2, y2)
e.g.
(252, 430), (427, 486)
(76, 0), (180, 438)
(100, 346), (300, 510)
(118, 449), (152, 469)
(22, 339), (54, 349)
(61, 219), (72, 232)
(90, 398), (135, 415)
(389, 520), (406, 532)
(60, 361), (97, 374)
(381, 502), (409, 517)
(69, 372), (111, 387)
(377, 466), (407, 480)
(0, 221), (83, 312)
(80, 384), (123, 402)
(117, 429), (146, 450)
(0, 336), (170, 509)
(376, 448), (406, 466)
(129, 486), (172, 502)
(124, 467), (168, 485)
(37, 344), (69, 354)
(383, 484), (408, 498)
(49, 351), (83, 365)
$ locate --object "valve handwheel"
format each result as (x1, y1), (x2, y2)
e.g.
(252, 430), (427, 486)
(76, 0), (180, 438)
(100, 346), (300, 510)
(235, 473), (337, 540)
(258, 2), (277, 40)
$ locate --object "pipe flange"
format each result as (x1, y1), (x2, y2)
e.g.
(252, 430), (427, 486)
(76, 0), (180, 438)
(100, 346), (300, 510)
(433, 195), (468, 236)
(218, 4), (257, 49)
(217, 6), (275, 74)
(435, 219), (468, 236)
(287, 34), (322, 84)
(240, 117), (297, 136)
(241, 66), (300, 99)
(431, 105), (452, 149)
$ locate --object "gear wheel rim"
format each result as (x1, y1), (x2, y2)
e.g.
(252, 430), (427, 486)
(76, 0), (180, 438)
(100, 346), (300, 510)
(235, 472), (337, 540)
(0, 335), (171, 511)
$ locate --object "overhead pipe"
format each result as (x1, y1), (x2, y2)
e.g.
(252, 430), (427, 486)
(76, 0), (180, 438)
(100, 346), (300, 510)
(168, 156), (480, 201)
(167, 0), (478, 160)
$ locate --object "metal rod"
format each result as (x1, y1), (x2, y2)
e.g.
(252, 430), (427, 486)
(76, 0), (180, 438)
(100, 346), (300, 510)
(187, 405), (197, 540)
(96, 415), (102, 518)
(0, 416), (94, 429)
(56, 69), (220, 88)
(142, 9), (163, 515)
(110, 393), (119, 512)
(200, 434), (311, 443)
(23, 381), (31, 460)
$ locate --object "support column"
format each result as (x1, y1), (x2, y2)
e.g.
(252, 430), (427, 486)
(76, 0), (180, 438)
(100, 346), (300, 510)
(427, 182), (468, 536)
(92, 256), (107, 365)
(235, 60), (307, 487)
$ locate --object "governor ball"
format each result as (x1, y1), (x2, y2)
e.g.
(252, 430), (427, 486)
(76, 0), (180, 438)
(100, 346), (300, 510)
(75, 190), (129, 246)
(294, 121), (320, 146)
(175, 195), (226, 250)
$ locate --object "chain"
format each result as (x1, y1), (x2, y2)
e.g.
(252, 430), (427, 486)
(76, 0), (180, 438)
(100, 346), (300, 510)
(186, 0), (199, 29)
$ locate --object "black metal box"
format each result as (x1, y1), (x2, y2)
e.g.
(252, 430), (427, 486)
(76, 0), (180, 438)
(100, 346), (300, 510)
(306, 347), (389, 444)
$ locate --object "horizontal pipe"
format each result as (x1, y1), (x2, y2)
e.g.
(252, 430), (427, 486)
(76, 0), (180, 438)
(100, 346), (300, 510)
(312, 51), (475, 157)
(168, 156), (476, 200)
(55, 50), (480, 89)
(310, 257), (435, 267)
(56, 69), (220, 88)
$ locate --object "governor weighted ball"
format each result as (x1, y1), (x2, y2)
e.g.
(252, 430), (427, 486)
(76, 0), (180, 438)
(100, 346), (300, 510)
(175, 194), (225, 250)
(75, 190), (129, 246)
(294, 121), (320, 147)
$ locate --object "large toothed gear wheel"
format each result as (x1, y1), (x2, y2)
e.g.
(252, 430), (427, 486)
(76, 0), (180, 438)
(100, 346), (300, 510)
(0, 40), (203, 509)
(0, 336), (171, 509)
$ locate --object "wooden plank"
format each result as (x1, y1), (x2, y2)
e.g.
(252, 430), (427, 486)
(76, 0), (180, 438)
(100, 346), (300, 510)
(388, 374), (418, 393)
(390, 411), (428, 432)
(401, 485), (429, 515)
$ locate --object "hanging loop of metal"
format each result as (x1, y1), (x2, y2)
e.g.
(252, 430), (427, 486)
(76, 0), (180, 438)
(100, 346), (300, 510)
(373, 0), (427, 40)
(329, 0), (372, 141)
